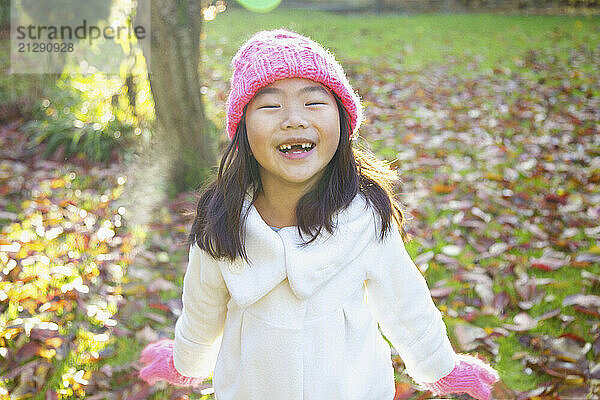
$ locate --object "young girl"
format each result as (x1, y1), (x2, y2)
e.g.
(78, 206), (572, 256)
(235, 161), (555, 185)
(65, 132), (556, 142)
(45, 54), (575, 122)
(138, 28), (499, 399)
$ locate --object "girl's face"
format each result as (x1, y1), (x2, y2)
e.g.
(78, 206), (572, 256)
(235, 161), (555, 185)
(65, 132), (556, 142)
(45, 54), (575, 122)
(245, 77), (340, 194)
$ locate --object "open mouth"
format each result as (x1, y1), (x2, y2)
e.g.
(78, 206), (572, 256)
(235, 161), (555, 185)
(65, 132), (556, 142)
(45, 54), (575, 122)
(277, 142), (315, 154)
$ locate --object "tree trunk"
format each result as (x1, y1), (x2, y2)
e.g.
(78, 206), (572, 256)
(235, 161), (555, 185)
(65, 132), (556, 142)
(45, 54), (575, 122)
(147, 0), (216, 195)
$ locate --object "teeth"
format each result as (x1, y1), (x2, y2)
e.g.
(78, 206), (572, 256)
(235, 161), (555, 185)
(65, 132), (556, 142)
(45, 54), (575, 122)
(279, 142), (313, 151)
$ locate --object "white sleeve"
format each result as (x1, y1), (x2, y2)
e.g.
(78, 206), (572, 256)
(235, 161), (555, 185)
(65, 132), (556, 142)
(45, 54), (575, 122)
(364, 225), (457, 383)
(173, 243), (230, 378)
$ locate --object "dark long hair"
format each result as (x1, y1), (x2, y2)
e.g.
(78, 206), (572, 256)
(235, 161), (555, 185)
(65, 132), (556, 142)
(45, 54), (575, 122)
(187, 91), (411, 263)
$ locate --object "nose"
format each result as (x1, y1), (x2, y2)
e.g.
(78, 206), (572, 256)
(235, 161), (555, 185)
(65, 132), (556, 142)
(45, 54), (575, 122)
(280, 103), (308, 130)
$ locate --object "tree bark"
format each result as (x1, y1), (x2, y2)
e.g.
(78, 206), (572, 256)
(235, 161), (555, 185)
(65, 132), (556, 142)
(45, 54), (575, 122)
(147, 0), (216, 195)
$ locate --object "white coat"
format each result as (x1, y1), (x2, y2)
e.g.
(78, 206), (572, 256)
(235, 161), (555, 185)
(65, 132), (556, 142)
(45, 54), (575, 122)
(173, 193), (457, 400)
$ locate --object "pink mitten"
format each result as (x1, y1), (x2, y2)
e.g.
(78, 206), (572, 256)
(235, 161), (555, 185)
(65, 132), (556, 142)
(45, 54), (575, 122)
(417, 353), (499, 400)
(138, 339), (205, 387)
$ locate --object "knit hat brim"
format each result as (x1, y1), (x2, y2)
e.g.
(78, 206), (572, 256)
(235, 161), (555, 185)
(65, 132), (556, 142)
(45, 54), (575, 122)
(225, 28), (364, 140)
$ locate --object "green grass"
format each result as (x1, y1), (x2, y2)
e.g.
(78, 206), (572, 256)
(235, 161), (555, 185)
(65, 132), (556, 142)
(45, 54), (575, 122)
(104, 336), (144, 368)
(173, 12), (600, 394)
(3, 7), (598, 398)
(204, 10), (600, 71)
(495, 335), (547, 391)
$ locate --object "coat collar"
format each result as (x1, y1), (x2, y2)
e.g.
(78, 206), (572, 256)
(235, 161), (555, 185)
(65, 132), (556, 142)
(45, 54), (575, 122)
(217, 193), (381, 307)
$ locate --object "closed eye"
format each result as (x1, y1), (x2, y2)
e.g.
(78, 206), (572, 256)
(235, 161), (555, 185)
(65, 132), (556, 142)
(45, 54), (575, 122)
(259, 103), (326, 109)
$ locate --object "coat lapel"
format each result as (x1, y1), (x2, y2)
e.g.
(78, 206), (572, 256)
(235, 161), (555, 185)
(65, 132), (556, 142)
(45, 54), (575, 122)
(279, 194), (379, 299)
(217, 193), (380, 307)
(217, 203), (287, 308)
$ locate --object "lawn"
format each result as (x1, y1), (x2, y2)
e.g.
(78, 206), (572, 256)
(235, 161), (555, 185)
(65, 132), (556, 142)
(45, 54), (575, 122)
(1, 8), (599, 399)
(203, 10), (600, 70)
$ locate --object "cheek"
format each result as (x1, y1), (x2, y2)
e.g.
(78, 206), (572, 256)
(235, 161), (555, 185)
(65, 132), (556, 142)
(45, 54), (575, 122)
(247, 135), (264, 157)
(245, 120), (267, 153)
(325, 120), (341, 154)
(328, 110), (341, 142)
(247, 133), (275, 164)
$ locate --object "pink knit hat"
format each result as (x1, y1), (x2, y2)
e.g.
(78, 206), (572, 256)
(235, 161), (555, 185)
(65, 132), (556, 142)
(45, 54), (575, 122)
(225, 28), (364, 140)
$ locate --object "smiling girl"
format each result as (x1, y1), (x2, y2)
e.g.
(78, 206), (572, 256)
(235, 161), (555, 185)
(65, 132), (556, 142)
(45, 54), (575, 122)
(138, 28), (499, 400)
(245, 78), (342, 229)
